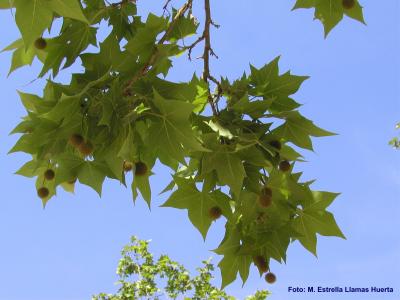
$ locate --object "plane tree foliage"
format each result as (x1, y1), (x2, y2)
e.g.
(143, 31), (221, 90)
(1, 0), (365, 287)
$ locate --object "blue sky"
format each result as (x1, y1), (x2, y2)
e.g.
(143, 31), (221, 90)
(0, 1), (399, 299)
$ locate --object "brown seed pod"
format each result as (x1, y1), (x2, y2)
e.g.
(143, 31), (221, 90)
(269, 140), (282, 150)
(78, 141), (94, 156)
(69, 134), (84, 147)
(123, 161), (133, 172)
(265, 272), (277, 284)
(258, 187), (273, 208)
(37, 187), (49, 199)
(253, 256), (268, 273)
(279, 160), (291, 172)
(342, 0), (355, 9)
(44, 169), (55, 180)
(34, 37), (47, 50)
(208, 206), (222, 220)
(135, 162), (148, 176)
(258, 194), (272, 208)
(122, 89), (132, 97)
(261, 187), (272, 197)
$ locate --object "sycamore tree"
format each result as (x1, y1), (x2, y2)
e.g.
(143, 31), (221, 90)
(2, 0), (365, 288)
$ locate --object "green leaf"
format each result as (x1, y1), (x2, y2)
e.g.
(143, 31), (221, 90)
(248, 57), (306, 114)
(41, 95), (81, 124)
(81, 34), (135, 74)
(218, 253), (251, 288)
(15, 159), (41, 177)
(55, 153), (85, 185)
(132, 173), (152, 207)
(14, 0), (53, 46)
(292, 0), (314, 9)
(1, 39), (23, 52)
(168, 11), (198, 41)
(78, 162), (106, 196)
(40, 20), (97, 77)
(219, 254), (239, 288)
(8, 45), (35, 74)
(292, 215), (317, 255)
(256, 226), (295, 263)
(279, 144), (304, 161)
(162, 178), (231, 239)
(238, 146), (272, 168)
(206, 119), (234, 139)
(47, 0), (89, 24)
(118, 126), (138, 163)
(343, 1), (365, 24)
(2, 39), (47, 75)
(152, 77), (197, 103)
(251, 59), (308, 98)
(214, 227), (241, 255)
(315, 0), (344, 36)
(107, 1), (137, 40)
(125, 13), (168, 58)
(147, 90), (207, 164)
(293, 208), (345, 256)
(0, 0), (15, 9)
(98, 98), (114, 128)
(238, 255), (252, 284)
(18, 92), (42, 113)
(203, 150), (245, 196)
(307, 191), (340, 210)
(293, 0), (365, 36)
(273, 111), (335, 150)
(9, 134), (39, 155)
(101, 147), (125, 182)
(308, 210), (345, 238)
(232, 95), (272, 119)
(61, 181), (75, 193)
(192, 76), (209, 113)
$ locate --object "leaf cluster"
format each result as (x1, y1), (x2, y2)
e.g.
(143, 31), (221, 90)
(1, 0), (364, 287)
(92, 236), (270, 300)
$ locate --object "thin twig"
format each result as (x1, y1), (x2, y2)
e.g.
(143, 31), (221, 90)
(162, 0), (172, 16)
(184, 35), (205, 61)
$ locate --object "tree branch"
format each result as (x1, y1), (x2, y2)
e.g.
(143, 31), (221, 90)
(202, 0), (218, 116)
(123, 0), (193, 94)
